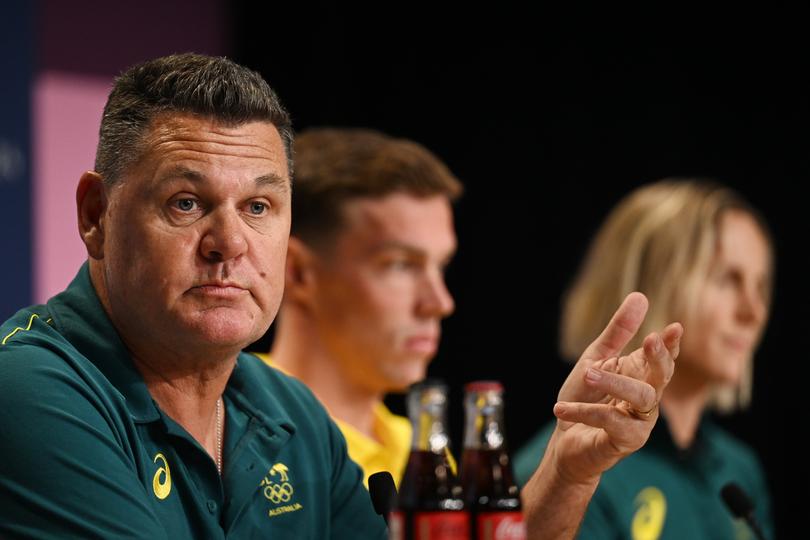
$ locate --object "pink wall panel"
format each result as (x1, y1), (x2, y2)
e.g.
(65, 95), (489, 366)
(33, 71), (110, 303)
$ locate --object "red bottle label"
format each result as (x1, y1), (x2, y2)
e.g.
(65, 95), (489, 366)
(415, 511), (470, 539)
(388, 511), (470, 540)
(477, 512), (526, 540)
(389, 511), (405, 540)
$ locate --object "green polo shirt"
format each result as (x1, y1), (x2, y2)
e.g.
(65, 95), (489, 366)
(0, 263), (387, 539)
(513, 416), (774, 540)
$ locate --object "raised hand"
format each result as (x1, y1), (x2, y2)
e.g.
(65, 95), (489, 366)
(552, 292), (682, 483)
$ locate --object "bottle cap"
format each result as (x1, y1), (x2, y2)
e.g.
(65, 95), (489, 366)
(464, 380), (503, 393)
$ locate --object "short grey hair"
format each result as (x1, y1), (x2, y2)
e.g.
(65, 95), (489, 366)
(95, 53), (293, 185)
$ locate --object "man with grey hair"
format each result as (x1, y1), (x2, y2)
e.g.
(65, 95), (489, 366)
(0, 53), (681, 538)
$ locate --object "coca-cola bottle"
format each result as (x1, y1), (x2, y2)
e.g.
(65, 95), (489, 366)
(390, 380), (469, 540)
(460, 381), (526, 540)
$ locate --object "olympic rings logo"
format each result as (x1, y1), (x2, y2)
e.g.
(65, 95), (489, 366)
(263, 482), (294, 504)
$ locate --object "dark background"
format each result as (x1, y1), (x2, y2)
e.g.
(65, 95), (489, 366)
(235, 5), (808, 536)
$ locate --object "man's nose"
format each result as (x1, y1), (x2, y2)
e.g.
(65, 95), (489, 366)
(418, 270), (455, 318)
(199, 208), (248, 262)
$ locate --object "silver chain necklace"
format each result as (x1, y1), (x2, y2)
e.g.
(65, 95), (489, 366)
(215, 397), (223, 476)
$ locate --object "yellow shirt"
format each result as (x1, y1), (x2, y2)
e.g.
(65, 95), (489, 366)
(254, 353), (412, 488)
(333, 404), (411, 488)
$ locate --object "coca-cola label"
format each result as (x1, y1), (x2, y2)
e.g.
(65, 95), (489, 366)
(478, 512), (526, 540)
(414, 511), (470, 540)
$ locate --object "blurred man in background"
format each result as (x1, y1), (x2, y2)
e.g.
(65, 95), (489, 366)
(259, 128), (460, 486)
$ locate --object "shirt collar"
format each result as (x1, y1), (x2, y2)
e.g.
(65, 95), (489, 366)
(226, 353), (297, 439)
(46, 263), (297, 441)
(649, 410), (723, 466)
(46, 263), (160, 423)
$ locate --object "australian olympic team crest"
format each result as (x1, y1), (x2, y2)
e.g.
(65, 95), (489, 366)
(260, 463), (303, 518)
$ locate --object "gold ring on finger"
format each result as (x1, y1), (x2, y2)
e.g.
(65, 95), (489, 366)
(628, 403), (657, 419)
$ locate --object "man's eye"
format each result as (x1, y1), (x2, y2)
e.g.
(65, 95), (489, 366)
(175, 199), (197, 212)
(387, 259), (414, 271)
(249, 201), (267, 215)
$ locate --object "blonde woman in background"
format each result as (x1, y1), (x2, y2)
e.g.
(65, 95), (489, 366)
(514, 180), (774, 540)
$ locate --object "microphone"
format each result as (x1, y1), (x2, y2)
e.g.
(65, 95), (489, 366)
(720, 482), (766, 540)
(368, 471), (398, 525)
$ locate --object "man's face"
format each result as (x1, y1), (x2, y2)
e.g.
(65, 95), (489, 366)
(308, 193), (457, 394)
(96, 114), (291, 359)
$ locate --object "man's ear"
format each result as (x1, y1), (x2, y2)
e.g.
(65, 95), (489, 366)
(76, 171), (108, 260)
(284, 237), (321, 307)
